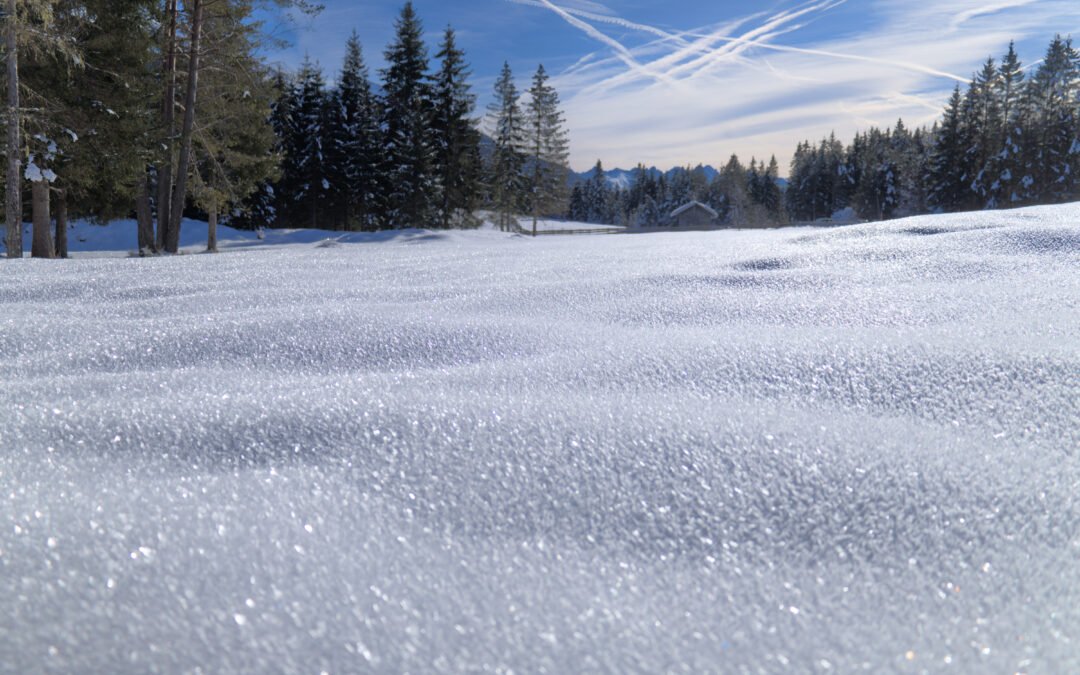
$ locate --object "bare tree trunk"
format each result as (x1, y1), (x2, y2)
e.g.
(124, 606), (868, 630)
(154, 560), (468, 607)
(5, 0), (21, 258)
(156, 0), (178, 252)
(135, 172), (154, 255)
(54, 188), (68, 258)
(166, 0), (202, 254)
(30, 180), (53, 258)
(206, 205), (217, 253)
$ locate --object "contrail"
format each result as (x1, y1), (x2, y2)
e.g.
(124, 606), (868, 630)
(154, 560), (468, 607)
(532, 0), (675, 85)
(524, 0), (969, 97)
(668, 0), (847, 80)
(507, 0), (691, 45)
(586, 1), (830, 93)
(686, 35), (969, 83)
(579, 14), (771, 94)
(948, 0), (1040, 32)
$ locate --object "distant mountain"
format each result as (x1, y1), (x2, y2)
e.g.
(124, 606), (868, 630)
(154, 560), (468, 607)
(568, 164), (791, 189)
(570, 164), (723, 188)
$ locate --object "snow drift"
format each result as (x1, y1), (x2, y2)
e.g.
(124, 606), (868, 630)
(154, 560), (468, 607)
(1, 204), (1078, 672)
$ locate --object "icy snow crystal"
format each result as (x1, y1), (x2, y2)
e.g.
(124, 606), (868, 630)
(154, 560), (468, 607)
(0, 204), (1078, 673)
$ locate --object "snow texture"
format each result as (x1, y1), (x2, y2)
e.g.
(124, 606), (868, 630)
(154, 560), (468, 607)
(1, 204), (1079, 673)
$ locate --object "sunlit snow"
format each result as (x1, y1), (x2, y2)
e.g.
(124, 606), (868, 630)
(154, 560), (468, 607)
(1, 204), (1078, 672)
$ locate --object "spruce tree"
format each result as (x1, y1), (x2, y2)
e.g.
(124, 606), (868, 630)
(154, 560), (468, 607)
(583, 160), (612, 223)
(1026, 36), (1080, 203)
(717, 154), (749, 225)
(567, 184), (586, 222)
(785, 141), (813, 221)
(328, 32), (383, 230)
(381, 2), (438, 229)
(487, 61), (525, 230)
(928, 87), (970, 212)
(760, 156), (783, 221)
(431, 26), (480, 229)
(969, 58), (1004, 203)
(189, 7), (279, 251)
(285, 58), (332, 229)
(987, 42), (1027, 207)
(524, 64), (570, 234)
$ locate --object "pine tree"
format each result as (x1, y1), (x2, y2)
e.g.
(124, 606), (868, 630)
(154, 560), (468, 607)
(854, 127), (898, 220)
(969, 58), (1004, 203)
(524, 64), (570, 234)
(1025, 36), (1080, 203)
(487, 61), (525, 230)
(328, 32), (383, 230)
(567, 183), (586, 221)
(583, 160), (612, 223)
(5, 0), (83, 257)
(928, 86), (969, 212)
(662, 167), (692, 217)
(717, 154), (749, 225)
(286, 58), (331, 229)
(760, 156), (783, 221)
(4, 0), (20, 257)
(785, 141), (812, 221)
(430, 26), (480, 229)
(381, 2), (438, 229)
(998, 42), (1026, 130)
(634, 194), (661, 228)
(189, 6), (279, 251)
(244, 70), (295, 230)
(987, 42), (1027, 207)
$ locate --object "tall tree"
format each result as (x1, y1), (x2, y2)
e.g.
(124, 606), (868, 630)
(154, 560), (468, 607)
(968, 58), (1004, 204)
(381, 1), (437, 229)
(156, 0), (179, 251)
(928, 86), (969, 212)
(328, 32), (382, 230)
(4, 0), (20, 257)
(158, 0), (318, 251)
(717, 154), (750, 225)
(487, 61), (525, 230)
(163, 0), (205, 253)
(430, 26), (479, 229)
(987, 42), (1027, 207)
(190, 2), (279, 251)
(1025, 36), (1080, 203)
(286, 58), (331, 229)
(524, 64), (570, 234)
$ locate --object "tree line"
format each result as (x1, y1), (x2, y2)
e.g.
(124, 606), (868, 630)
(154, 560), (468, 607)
(568, 156), (784, 228)
(2, 0), (316, 259)
(574, 36), (1080, 227)
(1, 1), (573, 259)
(247, 6), (570, 234)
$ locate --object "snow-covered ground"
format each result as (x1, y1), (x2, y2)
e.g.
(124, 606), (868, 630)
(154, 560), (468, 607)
(1, 204), (1078, 672)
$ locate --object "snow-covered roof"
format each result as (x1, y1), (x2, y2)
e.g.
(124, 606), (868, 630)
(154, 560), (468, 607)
(670, 201), (718, 219)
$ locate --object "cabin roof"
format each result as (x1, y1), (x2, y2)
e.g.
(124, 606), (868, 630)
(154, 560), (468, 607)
(670, 201), (719, 219)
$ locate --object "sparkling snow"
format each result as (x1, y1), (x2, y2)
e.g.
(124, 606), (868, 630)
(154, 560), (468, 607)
(1, 205), (1079, 672)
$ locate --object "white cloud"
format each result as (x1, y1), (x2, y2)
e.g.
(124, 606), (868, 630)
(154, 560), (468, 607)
(519, 0), (1080, 172)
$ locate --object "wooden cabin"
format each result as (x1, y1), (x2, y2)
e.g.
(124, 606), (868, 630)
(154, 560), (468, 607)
(669, 201), (719, 228)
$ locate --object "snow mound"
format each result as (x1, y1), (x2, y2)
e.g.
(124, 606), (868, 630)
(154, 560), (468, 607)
(1, 204), (1078, 672)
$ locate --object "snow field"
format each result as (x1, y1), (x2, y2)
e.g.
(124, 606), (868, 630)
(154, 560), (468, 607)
(1, 204), (1079, 672)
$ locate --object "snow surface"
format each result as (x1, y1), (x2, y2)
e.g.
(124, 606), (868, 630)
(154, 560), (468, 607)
(1, 204), (1079, 672)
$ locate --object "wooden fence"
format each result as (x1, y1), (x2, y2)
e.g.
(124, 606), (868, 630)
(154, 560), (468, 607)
(513, 223), (625, 237)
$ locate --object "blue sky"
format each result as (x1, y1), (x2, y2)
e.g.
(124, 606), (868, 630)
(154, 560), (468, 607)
(267, 1), (1080, 172)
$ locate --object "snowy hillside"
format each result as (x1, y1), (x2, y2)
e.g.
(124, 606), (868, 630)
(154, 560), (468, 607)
(1, 204), (1079, 672)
